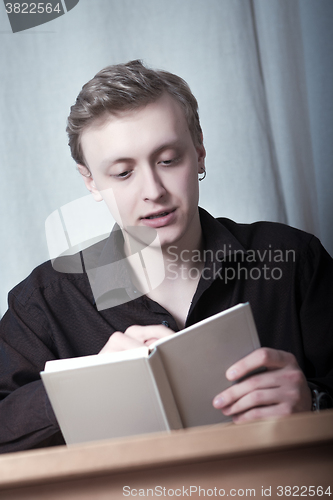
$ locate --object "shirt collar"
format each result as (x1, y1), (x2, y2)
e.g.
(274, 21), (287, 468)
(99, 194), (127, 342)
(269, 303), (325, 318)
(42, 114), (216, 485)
(199, 207), (247, 263)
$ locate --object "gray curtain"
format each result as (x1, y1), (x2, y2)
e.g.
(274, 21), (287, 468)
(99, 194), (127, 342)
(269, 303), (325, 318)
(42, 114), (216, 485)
(0, 0), (332, 316)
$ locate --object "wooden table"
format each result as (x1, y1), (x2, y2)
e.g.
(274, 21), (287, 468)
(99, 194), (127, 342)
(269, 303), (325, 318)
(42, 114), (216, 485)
(0, 410), (332, 499)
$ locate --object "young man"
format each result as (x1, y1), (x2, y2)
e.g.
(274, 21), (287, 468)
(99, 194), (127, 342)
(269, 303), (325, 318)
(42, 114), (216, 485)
(0, 60), (332, 453)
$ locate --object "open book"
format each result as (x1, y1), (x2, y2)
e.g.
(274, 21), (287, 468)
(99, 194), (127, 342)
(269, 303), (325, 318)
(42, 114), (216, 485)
(41, 302), (260, 445)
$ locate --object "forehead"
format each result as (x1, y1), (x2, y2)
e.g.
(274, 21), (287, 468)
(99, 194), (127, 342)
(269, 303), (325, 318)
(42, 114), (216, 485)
(80, 94), (191, 164)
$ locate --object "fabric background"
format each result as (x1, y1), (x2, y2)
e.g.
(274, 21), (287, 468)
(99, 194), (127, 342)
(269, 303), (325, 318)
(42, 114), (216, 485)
(0, 0), (332, 317)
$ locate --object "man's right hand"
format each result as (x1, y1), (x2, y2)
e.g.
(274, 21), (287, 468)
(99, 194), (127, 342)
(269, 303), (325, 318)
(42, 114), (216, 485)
(99, 324), (174, 354)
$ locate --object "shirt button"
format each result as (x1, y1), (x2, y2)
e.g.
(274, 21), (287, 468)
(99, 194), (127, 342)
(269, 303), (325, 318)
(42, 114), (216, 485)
(162, 320), (169, 328)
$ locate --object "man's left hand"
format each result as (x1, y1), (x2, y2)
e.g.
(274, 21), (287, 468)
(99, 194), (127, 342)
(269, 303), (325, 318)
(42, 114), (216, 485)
(213, 347), (312, 423)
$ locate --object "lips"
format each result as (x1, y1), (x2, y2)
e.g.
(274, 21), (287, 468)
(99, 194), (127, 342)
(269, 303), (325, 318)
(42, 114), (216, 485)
(140, 208), (177, 228)
(142, 209), (175, 220)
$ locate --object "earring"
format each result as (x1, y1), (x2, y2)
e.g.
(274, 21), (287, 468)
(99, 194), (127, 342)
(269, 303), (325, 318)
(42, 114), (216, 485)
(199, 169), (206, 181)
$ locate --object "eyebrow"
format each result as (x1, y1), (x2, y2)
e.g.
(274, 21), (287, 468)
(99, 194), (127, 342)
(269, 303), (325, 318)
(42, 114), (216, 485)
(100, 157), (133, 170)
(99, 140), (183, 170)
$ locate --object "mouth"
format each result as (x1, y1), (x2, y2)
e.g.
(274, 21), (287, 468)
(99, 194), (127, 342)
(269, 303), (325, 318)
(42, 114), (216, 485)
(142, 209), (175, 220)
(140, 208), (177, 228)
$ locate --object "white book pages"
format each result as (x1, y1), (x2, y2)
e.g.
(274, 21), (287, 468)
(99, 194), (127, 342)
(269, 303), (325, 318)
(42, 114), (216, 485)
(43, 346), (150, 372)
(153, 303), (260, 428)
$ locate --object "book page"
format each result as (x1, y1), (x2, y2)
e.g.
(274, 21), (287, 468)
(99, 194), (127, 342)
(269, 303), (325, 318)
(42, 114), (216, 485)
(152, 303), (260, 428)
(43, 346), (150, 372)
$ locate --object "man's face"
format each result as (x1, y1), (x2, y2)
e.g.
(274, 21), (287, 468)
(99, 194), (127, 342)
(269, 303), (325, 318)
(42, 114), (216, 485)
(80, 93), (205, 251)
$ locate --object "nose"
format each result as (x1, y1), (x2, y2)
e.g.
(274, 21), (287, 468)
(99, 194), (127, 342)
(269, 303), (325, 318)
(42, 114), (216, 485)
(141, 166), (166, 202)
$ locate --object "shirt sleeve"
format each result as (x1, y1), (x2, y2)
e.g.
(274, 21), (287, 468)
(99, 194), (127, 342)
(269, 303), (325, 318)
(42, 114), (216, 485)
(298, 235), (333, 399)
(0, 292), (64, 453)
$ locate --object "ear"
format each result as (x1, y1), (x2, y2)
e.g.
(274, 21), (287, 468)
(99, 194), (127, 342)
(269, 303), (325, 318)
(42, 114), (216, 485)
(77, 165), (103, 202)
(196, 140), (206, 174)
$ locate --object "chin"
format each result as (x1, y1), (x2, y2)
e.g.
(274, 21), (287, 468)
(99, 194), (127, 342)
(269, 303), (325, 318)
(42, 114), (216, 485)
(159, 231), (186, 250)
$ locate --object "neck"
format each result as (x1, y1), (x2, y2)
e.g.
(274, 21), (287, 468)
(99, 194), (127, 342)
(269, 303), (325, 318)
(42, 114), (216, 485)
(122, 208), (204, 293)
(163, 207), (203, 274)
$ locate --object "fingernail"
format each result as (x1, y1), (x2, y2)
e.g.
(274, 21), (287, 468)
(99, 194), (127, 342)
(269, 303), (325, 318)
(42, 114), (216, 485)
(226, 369), (237, 380)
(213, 396), (224, 408)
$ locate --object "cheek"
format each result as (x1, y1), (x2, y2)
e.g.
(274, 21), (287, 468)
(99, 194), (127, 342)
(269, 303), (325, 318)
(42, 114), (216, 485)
(180, 164), (200, 199)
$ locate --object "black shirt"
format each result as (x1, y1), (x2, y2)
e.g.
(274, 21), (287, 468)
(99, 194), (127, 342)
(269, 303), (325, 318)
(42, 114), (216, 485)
(1, 208), (332, 453)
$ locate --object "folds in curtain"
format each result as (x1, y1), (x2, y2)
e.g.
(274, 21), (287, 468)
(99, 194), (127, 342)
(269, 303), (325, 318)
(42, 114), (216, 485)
(250, 0), (319, 235)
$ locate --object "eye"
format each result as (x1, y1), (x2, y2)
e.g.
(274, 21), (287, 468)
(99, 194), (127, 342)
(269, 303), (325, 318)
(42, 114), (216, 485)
(113, 170), (132, 179)
(158, 157), (180, 166)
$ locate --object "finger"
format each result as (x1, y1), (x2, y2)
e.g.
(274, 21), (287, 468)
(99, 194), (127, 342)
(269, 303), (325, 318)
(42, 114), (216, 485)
(125, 324), (174, 343)
(226, 347), (298, 381)
(232, 402), (293, 424)
(220, 387), (283, 416)
(143, 338), (161, 346)
(99, 331), (144, 354)
(226, 383), (311, 417)
(213, 369), (281, 409)
(214, 366), (311, 414)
